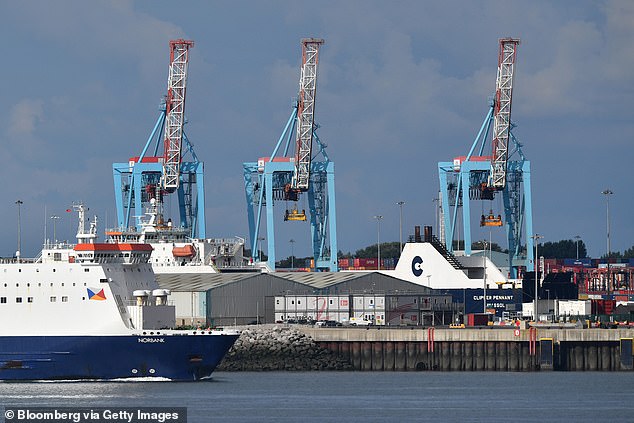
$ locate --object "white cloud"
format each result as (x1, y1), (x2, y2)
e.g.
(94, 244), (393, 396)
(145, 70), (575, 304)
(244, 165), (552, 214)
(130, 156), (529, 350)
(8, 99), (44, 136)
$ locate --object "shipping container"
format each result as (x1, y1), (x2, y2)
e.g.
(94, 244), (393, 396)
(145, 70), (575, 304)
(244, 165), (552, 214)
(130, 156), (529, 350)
(338, 296), (351, 311)
(466, 313), (490, 326)
(357, 258), (378, 268)
(274, 297), (285, 311)
(338, 258), (351, 268)
(363, 296), (377, 310)
(295, 296), (308, 312)
(591, 299), (616, 315)
(563, 258), (592, 267)
(285, 296), (296, 311)
(307, 296), (318, 311)
(352, 296), (364, 311)
(315, 310), (338, 321)
(558, 300), (591, 316)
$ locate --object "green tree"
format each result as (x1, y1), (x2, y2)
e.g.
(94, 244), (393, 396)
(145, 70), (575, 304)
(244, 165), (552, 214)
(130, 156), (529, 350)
(354, 242), (401, 259)
(338, 250), (353, 259)
(472, 240), (505, 253)
(277, 255), (311, 268)
(538, 239), (587, 259)
(622, 246), (634, 259)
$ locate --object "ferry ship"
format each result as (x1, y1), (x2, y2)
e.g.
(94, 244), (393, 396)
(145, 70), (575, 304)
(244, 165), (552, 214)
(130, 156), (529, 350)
(105, 199), (256, 276)
(0, 205), (239, 381)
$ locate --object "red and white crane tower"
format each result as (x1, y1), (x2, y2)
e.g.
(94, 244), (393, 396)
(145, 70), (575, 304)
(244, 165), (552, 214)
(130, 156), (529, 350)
(291, 38), (324, 193)
(489, 38), (520, 191)
(163, 39), (195, 192)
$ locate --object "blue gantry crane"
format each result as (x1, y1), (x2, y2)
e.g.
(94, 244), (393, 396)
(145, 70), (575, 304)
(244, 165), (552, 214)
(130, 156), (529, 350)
(112, 39), (206, 238)
(243, 38), (337, 272)
(437, 38), (533, 278)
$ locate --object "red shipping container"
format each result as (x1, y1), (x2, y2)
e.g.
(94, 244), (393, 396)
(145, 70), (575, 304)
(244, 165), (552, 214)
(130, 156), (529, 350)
(592, 299), (616, 315)
(467, 313), (490, 327)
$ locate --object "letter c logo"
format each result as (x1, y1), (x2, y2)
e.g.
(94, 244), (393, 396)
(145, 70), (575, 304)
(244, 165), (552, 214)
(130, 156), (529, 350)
(411, 256), (423, 277)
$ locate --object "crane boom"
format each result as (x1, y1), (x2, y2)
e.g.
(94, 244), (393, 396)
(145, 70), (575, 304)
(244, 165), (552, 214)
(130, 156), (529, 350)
(162, 39), (194, 192)
(490, 38), (520, 190)
(292, 38), (324, 192)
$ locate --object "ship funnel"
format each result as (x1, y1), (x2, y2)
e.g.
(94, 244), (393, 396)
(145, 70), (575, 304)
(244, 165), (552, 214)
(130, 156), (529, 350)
(424, 226), (433, 243)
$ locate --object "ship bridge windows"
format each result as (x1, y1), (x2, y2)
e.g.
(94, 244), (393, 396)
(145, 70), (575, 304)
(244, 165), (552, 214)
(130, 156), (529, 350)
(62, 296), (68, 302)
(50, 296), (56, 302)
(0, 297), (6, 303)
(27, 297), (33, 303)
(16, 297), (22, 303)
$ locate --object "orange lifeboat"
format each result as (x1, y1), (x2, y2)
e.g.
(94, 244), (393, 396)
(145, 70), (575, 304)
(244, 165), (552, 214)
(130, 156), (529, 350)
(172, 245), (196, 258)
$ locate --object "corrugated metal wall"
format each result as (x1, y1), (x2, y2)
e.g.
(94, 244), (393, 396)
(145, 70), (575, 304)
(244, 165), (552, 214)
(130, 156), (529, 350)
(208, 274), (312, 325)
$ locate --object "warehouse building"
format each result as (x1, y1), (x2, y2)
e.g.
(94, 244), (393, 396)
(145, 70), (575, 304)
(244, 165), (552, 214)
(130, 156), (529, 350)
(157, 271), (459, 326)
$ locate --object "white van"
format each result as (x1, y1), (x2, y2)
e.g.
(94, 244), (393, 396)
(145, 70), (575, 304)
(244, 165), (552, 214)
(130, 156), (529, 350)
(348, 317), (372, 326)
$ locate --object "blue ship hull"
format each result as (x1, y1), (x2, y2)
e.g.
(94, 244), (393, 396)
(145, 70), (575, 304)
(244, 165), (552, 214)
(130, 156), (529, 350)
(0, 333), (239, 381)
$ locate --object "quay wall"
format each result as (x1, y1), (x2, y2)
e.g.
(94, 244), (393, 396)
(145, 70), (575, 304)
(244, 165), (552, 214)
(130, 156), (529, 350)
(218, 325), (634, 371)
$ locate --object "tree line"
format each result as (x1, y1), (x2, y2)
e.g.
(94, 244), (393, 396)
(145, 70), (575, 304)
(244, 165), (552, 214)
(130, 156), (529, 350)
(337, 238), (634, 260)
(265, 238), (634, 267)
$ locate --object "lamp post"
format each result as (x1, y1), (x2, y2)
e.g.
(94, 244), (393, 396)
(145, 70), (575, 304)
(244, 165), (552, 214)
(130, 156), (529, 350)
(289, 239), (295, 269)
(396, 201), (405, 253)
(483, 240), (487, 314)
(50, 215), (60, 243)
(531, 234), (544, 320)
(601, 189), (613, 292)
(15, 200), (23, 262)
(574, 235), (581, 260)
(601, 189), (613, 257)
(373, 215), (383, 270)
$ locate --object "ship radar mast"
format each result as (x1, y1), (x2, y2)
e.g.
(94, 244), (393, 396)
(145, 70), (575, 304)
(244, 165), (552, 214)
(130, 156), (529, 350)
(73, 203), (97, 244)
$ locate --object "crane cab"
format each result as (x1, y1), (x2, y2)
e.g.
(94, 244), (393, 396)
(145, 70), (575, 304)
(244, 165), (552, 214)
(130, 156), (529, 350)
(480, 212), (503, 227)
(285, 208), (306, 222)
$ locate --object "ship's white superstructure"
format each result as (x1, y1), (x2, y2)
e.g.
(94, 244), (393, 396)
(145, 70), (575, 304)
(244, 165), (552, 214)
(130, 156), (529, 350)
(106, 199), (253, 275)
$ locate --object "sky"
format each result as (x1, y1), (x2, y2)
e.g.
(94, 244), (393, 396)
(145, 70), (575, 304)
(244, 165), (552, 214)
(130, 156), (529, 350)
(0, 0), (632, 260)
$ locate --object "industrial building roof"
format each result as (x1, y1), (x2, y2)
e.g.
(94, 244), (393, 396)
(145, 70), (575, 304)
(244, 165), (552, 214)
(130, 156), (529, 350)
(156, 270), (375, 292)
(272, 271), (375, 289)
